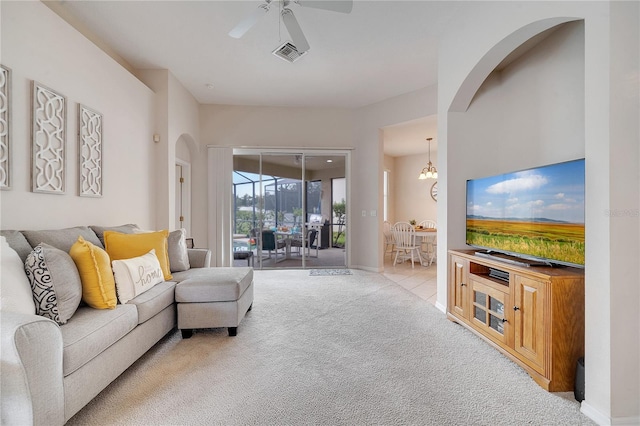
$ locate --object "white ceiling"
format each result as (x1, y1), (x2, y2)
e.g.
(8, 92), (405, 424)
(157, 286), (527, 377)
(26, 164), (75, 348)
(50, 0), (452, 154)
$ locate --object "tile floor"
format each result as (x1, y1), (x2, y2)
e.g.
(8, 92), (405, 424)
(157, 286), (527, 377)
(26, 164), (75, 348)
(382, 252), (438, 306)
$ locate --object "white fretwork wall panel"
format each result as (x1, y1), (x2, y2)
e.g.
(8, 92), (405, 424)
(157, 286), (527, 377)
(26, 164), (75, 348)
(0, 65), (11, 190)
(78, 104), (103, 197)
(32, 82), (66, 194)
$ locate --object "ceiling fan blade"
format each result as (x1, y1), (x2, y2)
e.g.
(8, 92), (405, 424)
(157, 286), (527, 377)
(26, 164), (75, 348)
(228, 3), (270, 39)
(281, 8), (310, 53)
(297, 0), (353, 14)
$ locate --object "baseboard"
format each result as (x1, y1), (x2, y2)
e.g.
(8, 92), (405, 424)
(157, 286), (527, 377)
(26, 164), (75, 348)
(610, 416), (640, 425)
(352, 265), (383, 273)
(611, 416), (640, 426)
(434, 301), (447, 314)
(581, 401), (610, 425)
(580, 401), (639, 425)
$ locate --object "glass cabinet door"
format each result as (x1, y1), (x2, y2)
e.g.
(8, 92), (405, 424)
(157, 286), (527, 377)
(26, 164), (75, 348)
(471, 279), (508, 343)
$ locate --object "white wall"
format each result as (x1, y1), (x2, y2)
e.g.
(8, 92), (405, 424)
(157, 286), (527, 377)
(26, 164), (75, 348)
(200, 104), (355, 148)
(0, 1), (156, 230)
(136, 70), (201, 238)
(606, 1), (639, 421)
(438, 2), (639, 423)
(392, 153), (437, 225)
(354, 85), (438, 271)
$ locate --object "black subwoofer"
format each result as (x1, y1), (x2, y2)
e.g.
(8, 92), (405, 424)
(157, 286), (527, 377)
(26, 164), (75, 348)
(574, 357), (585, 402)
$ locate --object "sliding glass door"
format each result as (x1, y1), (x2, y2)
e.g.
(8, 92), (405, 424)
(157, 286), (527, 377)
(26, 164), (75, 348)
(232, 150), (348, 270)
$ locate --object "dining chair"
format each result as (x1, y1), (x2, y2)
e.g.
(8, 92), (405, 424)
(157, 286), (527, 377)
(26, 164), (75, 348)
(418, 220), (437, 229)
(417, 220), (437, 265)
(391, 222), (422, 268)
(383, 220), (395, 257)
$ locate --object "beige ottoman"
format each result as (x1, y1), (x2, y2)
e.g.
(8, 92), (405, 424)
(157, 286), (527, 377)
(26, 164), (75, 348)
(175, 267), (254, 337)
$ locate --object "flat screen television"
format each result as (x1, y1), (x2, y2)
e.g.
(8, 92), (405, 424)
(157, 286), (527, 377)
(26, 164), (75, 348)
(466, 159), (585, 268)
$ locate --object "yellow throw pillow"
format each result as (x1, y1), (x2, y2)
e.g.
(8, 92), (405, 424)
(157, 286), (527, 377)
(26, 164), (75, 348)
(103, 230), (172, 281)
(69, 236), (117, 309)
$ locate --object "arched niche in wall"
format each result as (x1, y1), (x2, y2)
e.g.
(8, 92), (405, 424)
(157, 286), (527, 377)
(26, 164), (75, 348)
(176, 133), (197, 163)
(449, 17), (582, 113)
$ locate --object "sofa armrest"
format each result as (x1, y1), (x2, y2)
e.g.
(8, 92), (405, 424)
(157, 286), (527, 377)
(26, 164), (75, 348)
(1, 311), (64, 426)
(187, 248), (211, 268)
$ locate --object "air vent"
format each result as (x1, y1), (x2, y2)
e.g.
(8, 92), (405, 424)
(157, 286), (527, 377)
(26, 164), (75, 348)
(272, 41), (308, 63)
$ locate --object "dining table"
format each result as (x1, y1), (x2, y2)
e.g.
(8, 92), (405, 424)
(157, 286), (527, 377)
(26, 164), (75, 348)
(413, 227), (437, 266)
(274, 229), (301, 262)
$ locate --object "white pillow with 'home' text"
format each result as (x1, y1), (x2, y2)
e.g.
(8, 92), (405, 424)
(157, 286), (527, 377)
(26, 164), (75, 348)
(111, 249), (164, 304)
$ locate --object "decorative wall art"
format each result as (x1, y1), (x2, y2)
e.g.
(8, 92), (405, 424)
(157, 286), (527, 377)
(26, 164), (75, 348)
(78, 104), (103, 197)
(32, 82), (66, 194)
(0, 65), (11, 190)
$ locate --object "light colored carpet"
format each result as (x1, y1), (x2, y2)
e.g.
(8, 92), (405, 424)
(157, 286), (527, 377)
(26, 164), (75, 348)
(67, 270), (594, 425)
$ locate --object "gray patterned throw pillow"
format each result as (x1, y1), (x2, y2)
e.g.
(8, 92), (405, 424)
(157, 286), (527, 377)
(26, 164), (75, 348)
(24, 243), (82, 324)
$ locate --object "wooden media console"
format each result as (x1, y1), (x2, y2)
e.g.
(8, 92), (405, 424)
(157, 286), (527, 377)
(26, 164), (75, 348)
(447, 249), (585, 391)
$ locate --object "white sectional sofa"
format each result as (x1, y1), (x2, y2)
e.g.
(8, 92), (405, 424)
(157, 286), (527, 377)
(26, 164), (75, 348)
(0, 225), (253, 425)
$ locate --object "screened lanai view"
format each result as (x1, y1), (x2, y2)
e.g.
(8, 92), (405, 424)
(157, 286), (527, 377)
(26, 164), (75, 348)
(232, 152), (348, 269)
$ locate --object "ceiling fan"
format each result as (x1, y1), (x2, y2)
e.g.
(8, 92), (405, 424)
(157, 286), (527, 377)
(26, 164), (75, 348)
(228, 0), (353, 53)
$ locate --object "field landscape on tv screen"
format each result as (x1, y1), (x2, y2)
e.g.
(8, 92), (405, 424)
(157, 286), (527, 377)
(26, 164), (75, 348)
(466, 159), (585, 266)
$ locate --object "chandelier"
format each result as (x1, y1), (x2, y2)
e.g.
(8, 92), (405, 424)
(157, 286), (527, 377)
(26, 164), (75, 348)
(418, 138), (438, 180)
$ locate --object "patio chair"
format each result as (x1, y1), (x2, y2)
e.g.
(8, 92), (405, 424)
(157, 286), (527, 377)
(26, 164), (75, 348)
(260, 229), (285, 260)
(291, 228), (318, 257)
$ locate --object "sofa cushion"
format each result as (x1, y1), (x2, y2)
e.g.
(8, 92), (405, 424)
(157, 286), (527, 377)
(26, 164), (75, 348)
(1, 236), (36, 315)
(168, 228), (190, 272)
(89, 224), (138, 248)
(104, 230), (172, 281)
(175, 267), (253, 303)
(60, 304), (138, 376)
(69, 237), (117, 310)
(22, 226), (102, 253)
(0, 230), (34, 262)
(24, 243), (82, 325)
(126, 280), (176, 324)
(112, 249), (164, 304)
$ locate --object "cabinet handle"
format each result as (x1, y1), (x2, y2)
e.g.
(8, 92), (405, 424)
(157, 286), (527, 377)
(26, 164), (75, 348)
(460, 283), (466, 287)
(513, 306), (520, 311)
(502, 318), (508, 323)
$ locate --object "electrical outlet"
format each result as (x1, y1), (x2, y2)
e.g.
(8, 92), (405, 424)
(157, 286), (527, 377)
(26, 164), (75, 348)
(370, 210), (377, 217)
(362, 210), (367, 217)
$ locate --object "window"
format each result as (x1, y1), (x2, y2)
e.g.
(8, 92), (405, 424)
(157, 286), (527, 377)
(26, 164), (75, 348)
(383, 170), (389, 221)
